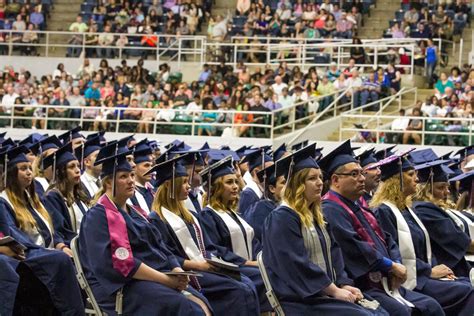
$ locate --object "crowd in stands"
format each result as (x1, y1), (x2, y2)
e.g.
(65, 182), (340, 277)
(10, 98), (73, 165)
(380, 63), (474, 146)
(0, 57), (408, 137)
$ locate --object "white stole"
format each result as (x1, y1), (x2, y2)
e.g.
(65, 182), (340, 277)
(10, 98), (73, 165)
(69, 200), (88, 233)
(0, 191), (54, 248)
(161, 208), (206, 262)
(382, 202), (432, 290)
(446, 209), (474, 263)
(207, 206), (254, 260)
(134, 186), (151, 215)
(80, 172), (99, 198)
(184, 190), (203, 213)
(242, 173), (262, 199)
(35, 177), (49, 192)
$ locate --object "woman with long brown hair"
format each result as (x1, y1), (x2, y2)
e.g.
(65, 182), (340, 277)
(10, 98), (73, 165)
(0, 144), (84, 315)
(78, 149), (210, 315)
(262, 143), (383, 315)
(43, 142), (90, 245)
(199, 153), (272, 312)
(147, 152), (261, 315)
(371, 152), (474, 315)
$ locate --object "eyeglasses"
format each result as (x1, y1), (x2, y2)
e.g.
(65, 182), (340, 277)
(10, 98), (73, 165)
(334, 170), (364, 178)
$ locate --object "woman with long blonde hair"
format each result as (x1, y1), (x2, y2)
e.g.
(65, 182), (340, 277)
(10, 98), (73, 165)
(262, 143), (380, 315)
(147, 153), (261, 316)
(199, 154), (272, 312)
(0, 144), (85, 314)
(371, 154), (474, 315)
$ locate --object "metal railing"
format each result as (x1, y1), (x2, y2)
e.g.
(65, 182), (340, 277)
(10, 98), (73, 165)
(339, 114), (474, 146)
(0, 30), (465, 72)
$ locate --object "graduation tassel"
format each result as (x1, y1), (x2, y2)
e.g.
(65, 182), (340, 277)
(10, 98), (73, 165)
(3, 153), (8, 189)
(261, 148), (265, 170)
(80, 143), (85, 171)
(429, 168), (434, 196)
(39, 144), (44, 171)
(170, 162), (176, 199)
(112, 155), (118, 197)
(190, 153), (196, 186)
(52, 153), (57, 184)
(398, 157), (403, 192)
(207, 173), (212, 204)
(287, 156), (295, 182)
(262, 169), (267, 200)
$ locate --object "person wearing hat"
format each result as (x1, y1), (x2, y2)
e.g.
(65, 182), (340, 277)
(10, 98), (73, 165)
(244, 157), (286, 246)
(455, 145), (474, 173)
(177, 150), (207, 214)
(58, 126), (85, 149)
(78, 152), (212, 316)
(30, 135), (62, 197)
(128, 139), (155, 214)
(0, 145), (85, 315)
(18, 133), (46, 164)
(77, 136), (103, 199)
(320, 140), (443, 316)
(262, 143), (386, 315)
(199, 156), (273, 313)
(409, 164), (474, 280)
(356, 148), (381, 207)
(371, 156), (474, 315)
(238, 147), (273, 217)
(43, 142), (91, 245)
(146, 155), (262, 316)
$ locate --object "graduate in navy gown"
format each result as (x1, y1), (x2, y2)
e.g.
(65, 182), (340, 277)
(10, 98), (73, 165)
(77, 136), (103, 200)
(128, 139), (155, 214)
(200, 153), (272, 312)
(0, 253), (19, 316)
(177, 149), (208, 214)
(412, 174), (474, 278)
(319, 140), (444, 316)
(0, 145), (85, 315)
(43, 142), (91, 245)
(78, 151), (212, 316)
(244, 162), (284, 245)
(238, 147), (273, 216)
(30, 135), (63, 197)
(356, 148), (381, 207)
(146, 153), (262, 315)
(370, 155), (474, 315)
(58, 125), (85, 149)
(263, 143), (388, 315)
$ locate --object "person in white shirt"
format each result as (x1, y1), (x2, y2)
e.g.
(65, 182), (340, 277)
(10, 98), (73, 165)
(1, 85), (19, 114)
(320, 0), (334, 13)
(186, 95), (202, 116)
(421, 97), (441, 117)
(78, 136), (102, 199)
(271, 75), (288, 97)
(346, 69), (363, 107)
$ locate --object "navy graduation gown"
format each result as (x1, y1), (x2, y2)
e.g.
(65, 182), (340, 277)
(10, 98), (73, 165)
(263, 205), (386, 315)
(189, 191), (202, 213)
(375, 204), (474, 316)
(323, 192), (443, 316)
(43, 190), (82, 245)
(0, 254), (19, 316)
(79, 203), (209, 316)
(129, 185), (154, 211)
(34, 179), (45, 197)
(244, 199), (277, 245)
(0, 200), (85, 315)
(413, 201), (472, 278)
(238, 187), (260, 217)
(148, 212), (261, 316)
(200, 206), (271, 312)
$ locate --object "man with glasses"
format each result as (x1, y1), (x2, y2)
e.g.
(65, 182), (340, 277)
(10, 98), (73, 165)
(319, 140), (442, 316)
(356, 148), (381, 206)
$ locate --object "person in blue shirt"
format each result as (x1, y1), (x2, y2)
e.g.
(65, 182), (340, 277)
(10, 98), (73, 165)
(320, 140), (444, 316)
(371, 155), (474, 316)
(84, 81), (101, 101)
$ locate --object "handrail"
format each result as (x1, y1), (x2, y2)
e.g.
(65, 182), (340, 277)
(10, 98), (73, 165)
(339, 113), (474, 146)
(286, 86), (352, 146)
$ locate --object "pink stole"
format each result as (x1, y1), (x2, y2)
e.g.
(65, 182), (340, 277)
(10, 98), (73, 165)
(98, 194), (136, 277)
(323, 191), (386, 248)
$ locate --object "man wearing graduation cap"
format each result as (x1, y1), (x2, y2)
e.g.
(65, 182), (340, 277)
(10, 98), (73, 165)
(238, 147), (273, 217)
(58, 126), (85, 149)
(320, 140), (442, 316)
(19, 133), (47, 163)
(181, 150), (208, 214)
(454, 145), (474, 173)
(356, 148), (381, 207)
(128, 139), (155, 214)
(77, 136), (103, 199)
